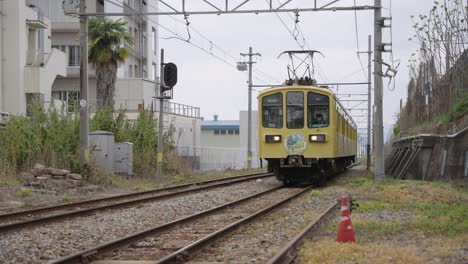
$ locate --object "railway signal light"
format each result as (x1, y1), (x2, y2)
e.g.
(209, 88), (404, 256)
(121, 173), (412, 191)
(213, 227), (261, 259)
(162, 62), (177, 92)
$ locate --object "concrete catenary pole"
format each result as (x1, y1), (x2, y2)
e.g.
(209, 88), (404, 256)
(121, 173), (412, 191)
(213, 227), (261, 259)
(241, 47), (261, 170)
(367, 35), (372, 171)
(79, 0), (89, 165)
(156, 49), (165, 180)
(374, 0), (385, 182)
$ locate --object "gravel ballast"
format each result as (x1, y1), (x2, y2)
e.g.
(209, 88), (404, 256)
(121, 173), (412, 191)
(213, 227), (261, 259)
(0, 177), (279, 264)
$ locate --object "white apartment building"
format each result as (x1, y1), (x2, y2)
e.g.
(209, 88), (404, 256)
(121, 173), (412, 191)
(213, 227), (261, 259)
(0, 0), (66, 119)
(49, 0), (160, 111)
(49, 0), (203, 161)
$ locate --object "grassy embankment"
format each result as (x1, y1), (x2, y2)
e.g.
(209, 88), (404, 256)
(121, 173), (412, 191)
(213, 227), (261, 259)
(300, 176), (467, 264)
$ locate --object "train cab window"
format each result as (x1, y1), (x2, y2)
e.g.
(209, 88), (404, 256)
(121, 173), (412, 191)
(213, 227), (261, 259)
(262, 93), (283, 128)
(286, 92), (304, 129)
(307, 92), (329, 128)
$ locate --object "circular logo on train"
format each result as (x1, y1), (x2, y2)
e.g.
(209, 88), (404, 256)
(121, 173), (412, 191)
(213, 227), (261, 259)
(284, 132), (306, 155)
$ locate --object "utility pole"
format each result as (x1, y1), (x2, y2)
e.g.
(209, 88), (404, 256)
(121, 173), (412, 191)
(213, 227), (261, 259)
(79, 0), (89, 165)
(156, 49), (165, 180)
(240, 47), (261, 170)
(367, 35), (372, 171)
(374, 0), (385, 182)
(358, 35), (373, 171)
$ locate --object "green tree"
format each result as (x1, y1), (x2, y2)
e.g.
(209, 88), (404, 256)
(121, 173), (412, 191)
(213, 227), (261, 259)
(88, 17), (133, 109)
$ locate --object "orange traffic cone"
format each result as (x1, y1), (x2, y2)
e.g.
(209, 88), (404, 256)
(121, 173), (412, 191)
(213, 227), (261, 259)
(336, 196), (356, 243)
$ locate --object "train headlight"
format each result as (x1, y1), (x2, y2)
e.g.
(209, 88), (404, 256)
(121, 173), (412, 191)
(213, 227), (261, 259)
(309, 134), (326, 142)
(265, 135), (282, 143)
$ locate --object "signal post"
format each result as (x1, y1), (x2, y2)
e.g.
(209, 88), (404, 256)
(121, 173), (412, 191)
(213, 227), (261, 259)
(156, 49), (177, 181)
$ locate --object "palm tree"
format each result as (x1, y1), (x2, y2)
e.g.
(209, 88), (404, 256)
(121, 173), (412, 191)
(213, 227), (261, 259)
(88, 17), (133, 109)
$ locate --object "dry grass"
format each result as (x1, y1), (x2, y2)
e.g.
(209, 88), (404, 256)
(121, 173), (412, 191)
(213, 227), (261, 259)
(300, 239), (423, 264)
(300, 235), (468, 264)
(347, 177), (466, 203)
(0, 165), (19, 187)
(299, 175), (467, 263)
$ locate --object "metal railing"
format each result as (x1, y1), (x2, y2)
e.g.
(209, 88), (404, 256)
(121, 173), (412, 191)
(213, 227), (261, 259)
(153, 100), (201, 119)
(62, 99), (200, 119)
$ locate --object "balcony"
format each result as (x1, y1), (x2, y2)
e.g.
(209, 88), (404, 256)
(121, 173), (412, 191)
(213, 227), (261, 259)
(24, 49), (67, 97)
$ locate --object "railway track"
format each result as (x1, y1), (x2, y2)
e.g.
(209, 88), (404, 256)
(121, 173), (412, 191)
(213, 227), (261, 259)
(49, 185), (312, 264)
(266, 201), (339, 264)
(45, 163), (361, 263)
(0, 172), (273, 233)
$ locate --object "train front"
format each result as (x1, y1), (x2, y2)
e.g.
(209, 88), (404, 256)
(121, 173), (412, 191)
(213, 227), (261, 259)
(258, 86), (336, 185)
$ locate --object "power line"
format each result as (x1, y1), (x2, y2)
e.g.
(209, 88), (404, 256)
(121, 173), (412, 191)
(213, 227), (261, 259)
(353, 0), (369, 81)
(145, 0), (281, 84)
(104, 0), (273, 85)
(270, 0), (330, 83)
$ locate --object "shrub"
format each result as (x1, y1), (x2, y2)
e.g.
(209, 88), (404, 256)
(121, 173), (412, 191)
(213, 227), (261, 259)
(0, 103), (181, 182)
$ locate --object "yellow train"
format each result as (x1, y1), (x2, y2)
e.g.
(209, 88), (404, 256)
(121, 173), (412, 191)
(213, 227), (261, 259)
(258, 85), (357, 185)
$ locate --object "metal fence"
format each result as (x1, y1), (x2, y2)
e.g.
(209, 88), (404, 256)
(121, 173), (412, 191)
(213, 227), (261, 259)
(174, 145), (260, 171)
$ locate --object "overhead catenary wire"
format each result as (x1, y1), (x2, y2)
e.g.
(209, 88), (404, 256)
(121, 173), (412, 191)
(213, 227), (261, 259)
(353, 0), (369, 81)
(144, 0), (282, 84)
(104, 0), (274, 85)
(269, 0), (330, 83)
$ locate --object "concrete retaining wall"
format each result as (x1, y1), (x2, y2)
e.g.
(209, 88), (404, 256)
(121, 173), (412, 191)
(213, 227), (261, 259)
(386, 127), (468, 181)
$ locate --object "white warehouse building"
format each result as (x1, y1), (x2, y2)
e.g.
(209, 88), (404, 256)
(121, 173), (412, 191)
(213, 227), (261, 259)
(192, 112), (259, 170)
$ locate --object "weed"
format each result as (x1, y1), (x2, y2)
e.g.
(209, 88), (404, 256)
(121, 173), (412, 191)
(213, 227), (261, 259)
(59, 195), (76, 203)
(300, 239), (423, 264)
(308, 190), (323, 200)
(347, 177), (372, 187)
(16, 188), (32, 198)
(357, 200), (395, 213)
(353, 220), (404, 241)
(411, 203), (468, 236)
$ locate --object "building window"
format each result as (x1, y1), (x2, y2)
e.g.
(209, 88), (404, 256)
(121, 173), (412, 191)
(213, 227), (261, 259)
(52, 91), (80, 112)
(152, 27), (156, 54)
(52, 45), (66, 53)
(68, 46), (80, 66)
(152, 62), (156, 81)
(134, 28), (138, 48)
(220, 130), (226, 135)
(142, 35), (147, 54)
(228, 130), (234, 135)
(214, 130), (220, 135)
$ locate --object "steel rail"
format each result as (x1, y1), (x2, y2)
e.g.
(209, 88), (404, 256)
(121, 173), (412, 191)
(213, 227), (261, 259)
(266, 201), (339, 264)
(0, 172), (270, 221)
(50, 186), (283, 264)
(155, 186), (314, 263)
(0, 172), (273, 233)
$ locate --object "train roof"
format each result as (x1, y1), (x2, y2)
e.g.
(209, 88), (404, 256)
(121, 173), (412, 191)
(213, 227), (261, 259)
(258, 85), (334, 96)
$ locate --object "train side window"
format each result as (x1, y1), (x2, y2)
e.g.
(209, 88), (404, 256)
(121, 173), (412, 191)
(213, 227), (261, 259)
(286, 92), (304, 129)
(307, 92), (329, 128)
(262, 92), (283, 128)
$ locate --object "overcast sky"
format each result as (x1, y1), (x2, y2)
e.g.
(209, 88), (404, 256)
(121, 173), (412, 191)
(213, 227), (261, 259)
(157, 0), (437, 135)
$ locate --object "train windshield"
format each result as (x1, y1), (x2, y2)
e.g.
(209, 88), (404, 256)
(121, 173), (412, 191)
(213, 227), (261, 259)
(286, 92), (304, 129)
(308, 92), (329, 128)
(262, 92), (283, 128)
